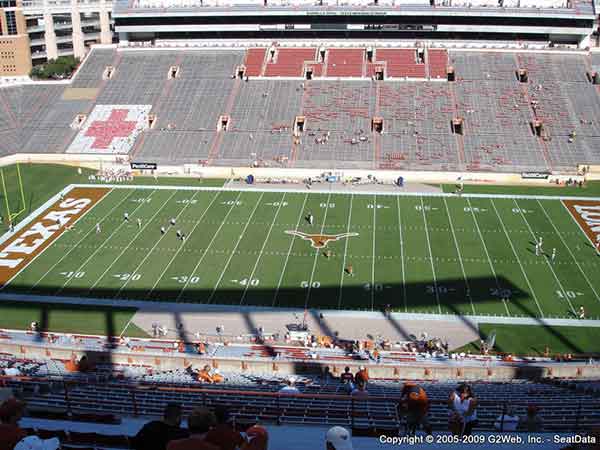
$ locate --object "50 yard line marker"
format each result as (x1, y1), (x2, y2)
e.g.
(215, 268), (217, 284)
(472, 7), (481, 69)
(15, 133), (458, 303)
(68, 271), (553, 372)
(207, 192), (264, 304)
(176, 191), (243, 302)
(305, 192), (332, 310)
(239, 192), (287, 305)
(146, 191), (221, 299)
(272, 193), (308, 307)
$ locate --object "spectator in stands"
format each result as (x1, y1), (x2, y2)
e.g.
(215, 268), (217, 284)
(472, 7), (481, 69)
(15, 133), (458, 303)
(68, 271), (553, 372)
(524, 405), (543, 432)
(206, 406), (244, 450)
(0, 397), (27, 450)
(399, 382), (432, 436)
(340, 367), (354, 393)
(351, 380), (369, 398)
(494, 407), (520, 432)
(132, 403), (189, 450)
(326, 426), (353, 450)
(167, 407), (218, 450)
(198, 365), (215, 383)
(279, 377), (300, 394)
(242, 425), (268, 450)
(354, 366), (368, 386)
(448, 384), (478, 437)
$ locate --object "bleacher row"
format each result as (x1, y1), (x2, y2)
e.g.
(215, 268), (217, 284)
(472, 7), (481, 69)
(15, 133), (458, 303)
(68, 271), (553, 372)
(3, 48), (600, 172)
(243, 47), (447, 79)
(4, 376), (600, 433)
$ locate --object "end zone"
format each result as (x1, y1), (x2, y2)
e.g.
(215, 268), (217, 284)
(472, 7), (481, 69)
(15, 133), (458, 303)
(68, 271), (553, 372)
(562, 199), (600, 250)
(0, 187), (110, 288)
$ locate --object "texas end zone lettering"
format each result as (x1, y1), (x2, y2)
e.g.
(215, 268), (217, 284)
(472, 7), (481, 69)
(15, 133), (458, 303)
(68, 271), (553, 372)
(563, 199), (600, 246)
(0, 187), (109, 287)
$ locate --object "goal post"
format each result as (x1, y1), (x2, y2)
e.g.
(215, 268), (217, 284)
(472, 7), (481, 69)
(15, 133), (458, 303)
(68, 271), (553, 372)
(1, 163), (26, 228)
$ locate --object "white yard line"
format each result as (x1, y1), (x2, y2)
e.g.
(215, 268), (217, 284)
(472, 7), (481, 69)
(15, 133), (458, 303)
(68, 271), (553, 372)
(443, 197), (477, 315)
(67, 183), (600, 203)
(239, 193), (287, 305)
(304, 192), (332, 310)
(54, 189), (157, 295)
(491, 199), (544, 317)
(27, 188), (127, 291)
(146, 192), (221, 298)
(371, 194), (376, 312)
(207, 192), (265, 304)
(514, 198), (575, 316)
(87, 190), (178, 294)
(337, 194), (354, 309)
(466, 197), (510, 316)
(420, 197), (442, 314)
(272, 194), (309, 307)
(114, 191), (201, 298)
(397, 196), (407, 312)
(175, 191), (244, 302)
(540, 200), (600, 306)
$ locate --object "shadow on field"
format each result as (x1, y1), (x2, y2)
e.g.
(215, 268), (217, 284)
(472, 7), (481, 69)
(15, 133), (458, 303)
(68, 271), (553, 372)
(4, 272), (590, 363)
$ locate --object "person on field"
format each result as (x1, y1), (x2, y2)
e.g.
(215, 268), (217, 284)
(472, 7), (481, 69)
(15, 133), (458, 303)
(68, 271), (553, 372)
(307, 213), (314, 225)
(138, 218), (142, 229)
(346, 264), (354, 277)
(579, 305), (586, 320)
(551, 248), (556, 263)
(124, 212), (129, 222)
(161, 226), (166, 235)
(96, 223), (101, 233)
(170, 218), (176, 226)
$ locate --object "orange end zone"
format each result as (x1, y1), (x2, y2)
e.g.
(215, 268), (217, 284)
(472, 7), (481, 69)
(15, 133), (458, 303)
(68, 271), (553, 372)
(562, 199), (600, 249)
(0, 187), (110, 287)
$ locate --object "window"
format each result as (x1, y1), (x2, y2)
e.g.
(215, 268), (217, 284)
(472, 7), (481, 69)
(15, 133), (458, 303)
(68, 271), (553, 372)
(5, 11), (17, 35)
(0, 1), (17, 8)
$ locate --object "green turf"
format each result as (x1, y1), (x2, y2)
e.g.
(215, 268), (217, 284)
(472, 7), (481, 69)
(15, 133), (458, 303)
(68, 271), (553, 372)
(440, 181), (600, 197)
(0, 163), (94, 232)
(95, 176), (227, 187)
(6, 187), (600, 323)
(456, 323), (600, 356)
(0, 301), (147, 337)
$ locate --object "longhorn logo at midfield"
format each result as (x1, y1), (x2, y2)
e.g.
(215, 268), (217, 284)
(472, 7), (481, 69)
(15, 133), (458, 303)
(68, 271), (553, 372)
(284, 230), (359, 249)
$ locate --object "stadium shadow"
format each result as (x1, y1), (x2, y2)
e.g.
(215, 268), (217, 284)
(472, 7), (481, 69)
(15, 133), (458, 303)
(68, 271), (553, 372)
(5, 274), (589, 358)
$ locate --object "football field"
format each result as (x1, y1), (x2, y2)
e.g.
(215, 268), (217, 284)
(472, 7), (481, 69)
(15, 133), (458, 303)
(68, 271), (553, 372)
(3, 184), (600, 320)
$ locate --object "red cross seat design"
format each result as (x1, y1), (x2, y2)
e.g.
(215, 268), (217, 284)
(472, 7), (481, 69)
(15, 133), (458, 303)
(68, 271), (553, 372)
(84, 109), (138, 149)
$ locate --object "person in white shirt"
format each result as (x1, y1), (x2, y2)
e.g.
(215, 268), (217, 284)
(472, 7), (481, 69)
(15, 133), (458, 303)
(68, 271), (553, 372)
(279, 377), (300, 394)
(448, 384), (478, 437)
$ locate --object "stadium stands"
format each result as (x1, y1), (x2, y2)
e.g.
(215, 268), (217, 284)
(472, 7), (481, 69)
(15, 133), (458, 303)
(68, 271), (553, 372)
(4, 46), (600, 173)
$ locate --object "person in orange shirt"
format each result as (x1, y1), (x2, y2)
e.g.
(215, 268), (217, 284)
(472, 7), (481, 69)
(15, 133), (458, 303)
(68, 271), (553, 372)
(211, 369), (224, 384)
(198, 365), (215, 383)
(399, 382), (432, 436)
(355, 366), (369, 385)
(242, 425), (268, 450)
(167, 408), (219, 450)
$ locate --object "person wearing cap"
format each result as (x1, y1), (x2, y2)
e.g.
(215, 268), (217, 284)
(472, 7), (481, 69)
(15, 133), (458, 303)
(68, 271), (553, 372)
(241, 425), (268, 450)
(205, 406), (244, 450)
(279, 377), (300, 394)
(14, 436), (60, 450)
(132, 403), (189, 450)
(167, 407), (218, 450)
(326, 426), (353, 450)
(0, 397), (27, 450)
